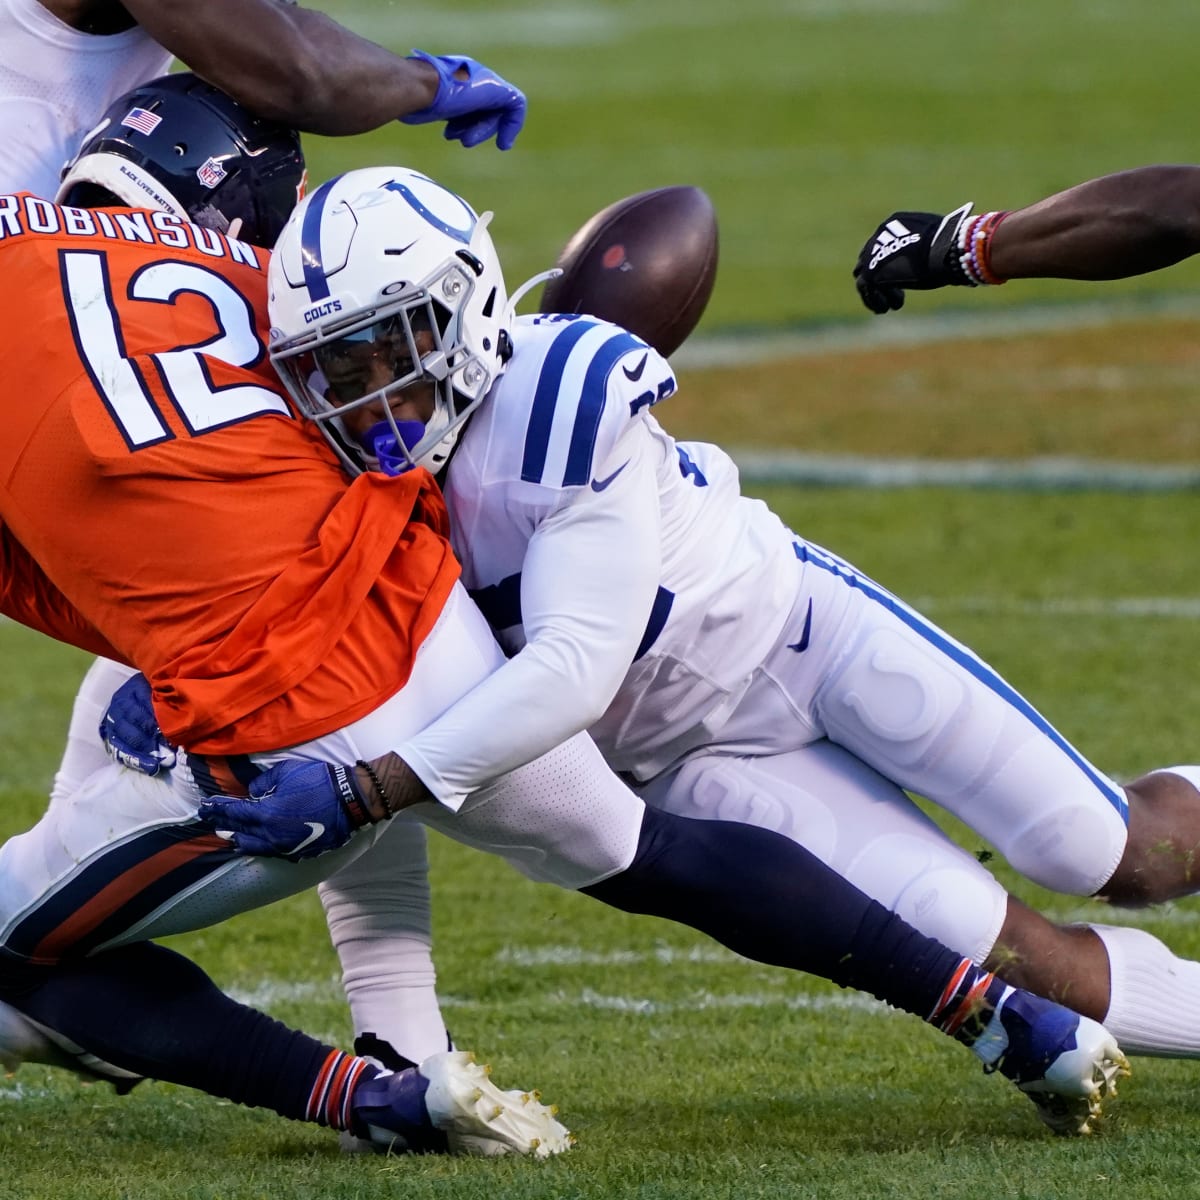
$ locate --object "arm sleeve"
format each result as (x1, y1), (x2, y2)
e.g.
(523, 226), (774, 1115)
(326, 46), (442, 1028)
(0, 523), (125, 661)
(396, 435), (662, 808)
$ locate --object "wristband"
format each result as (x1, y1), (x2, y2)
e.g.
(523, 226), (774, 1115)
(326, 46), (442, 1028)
(957, 211), (1010, 286)
(356, 758), (399, 818)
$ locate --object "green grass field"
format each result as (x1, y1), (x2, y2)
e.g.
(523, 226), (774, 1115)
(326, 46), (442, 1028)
(295, 0), (1200, 330)
(4, 482), (1200, 1200)
(6, 0), (1200, 1196)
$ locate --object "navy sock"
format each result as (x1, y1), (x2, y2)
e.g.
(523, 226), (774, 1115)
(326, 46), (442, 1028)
(582, 806), (983, 1022)
(0, 942), (371, 1126)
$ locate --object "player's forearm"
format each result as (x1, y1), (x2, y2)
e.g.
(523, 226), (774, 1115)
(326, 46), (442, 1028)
(990, 166), (1200, 281)
(395, 630), (637, 808)
(123, 0), (439, 134)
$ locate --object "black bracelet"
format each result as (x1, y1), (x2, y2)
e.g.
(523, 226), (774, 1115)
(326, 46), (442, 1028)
(356, 758), (397, 819)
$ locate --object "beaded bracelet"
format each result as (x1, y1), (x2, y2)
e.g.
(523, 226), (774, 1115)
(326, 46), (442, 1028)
(356, 758), (398, 819)
(956, 210), (1010, 286)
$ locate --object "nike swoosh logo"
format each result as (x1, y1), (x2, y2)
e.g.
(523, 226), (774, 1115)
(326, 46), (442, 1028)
(787, 598), (813, 653)
(591, 460), (630, 492)
(290, 821), (326, 854)
(622, 353), (649, 382)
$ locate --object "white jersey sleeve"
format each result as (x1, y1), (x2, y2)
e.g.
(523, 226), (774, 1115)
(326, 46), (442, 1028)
(0, 0), (172, 197)
(396, 315), (676, 807)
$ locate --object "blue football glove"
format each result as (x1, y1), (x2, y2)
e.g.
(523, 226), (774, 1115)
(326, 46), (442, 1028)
(401, 50), (527, 150)
(99, 672), (177, 777)
(196, 760), (371, 861)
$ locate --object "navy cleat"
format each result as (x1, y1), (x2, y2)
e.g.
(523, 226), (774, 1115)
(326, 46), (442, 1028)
(349, 1050), (573, 1157)
(980, 990), (1129, 1135)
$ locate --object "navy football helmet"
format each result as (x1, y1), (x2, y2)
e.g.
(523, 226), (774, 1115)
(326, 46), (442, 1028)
(56, 72), (305, 248)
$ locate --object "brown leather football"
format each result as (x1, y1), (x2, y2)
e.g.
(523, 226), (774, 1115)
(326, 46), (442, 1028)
(540, 185), (719, 357)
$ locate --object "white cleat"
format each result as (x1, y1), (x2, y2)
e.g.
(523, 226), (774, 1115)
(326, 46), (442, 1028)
(421, 1051), (574, 1158)
(985, 991), (1130, 1136)
(1016, 1016), (1130, 1136)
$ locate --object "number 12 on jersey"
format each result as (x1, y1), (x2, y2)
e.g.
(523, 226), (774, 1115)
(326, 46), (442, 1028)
(62, 249), (289, 450)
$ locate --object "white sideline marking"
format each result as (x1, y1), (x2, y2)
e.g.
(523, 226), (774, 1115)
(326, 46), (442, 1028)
(547, 988), (885, 1015)
(676, 293), (1200, 370)
(1038, 904), (1200, 928)
(325, 1), (955, 49)
(684, 296), (1200, 491)
(730, 450), (1200, 491)
(230, 976), (343, 1008)
(0, 1081), (53, 1099)
(435, 989), (887, 1015)
(916, 596), (1200, 620)
(496, 944), (748, 966)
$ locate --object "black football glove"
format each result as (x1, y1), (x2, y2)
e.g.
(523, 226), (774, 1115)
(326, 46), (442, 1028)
(853, 203), (975, 314)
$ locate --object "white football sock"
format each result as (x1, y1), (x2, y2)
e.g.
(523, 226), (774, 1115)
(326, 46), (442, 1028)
(319, 822), (449, 1065)
(1149, 764), (1200, 791)
(1093, 923), (1200, 1057)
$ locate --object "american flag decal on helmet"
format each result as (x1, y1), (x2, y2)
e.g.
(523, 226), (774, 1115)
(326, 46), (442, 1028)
(121, 107), (162, 136)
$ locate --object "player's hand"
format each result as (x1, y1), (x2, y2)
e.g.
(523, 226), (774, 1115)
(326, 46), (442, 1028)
(99, 672), (177, 776)
(196, 761), (372, 860)
(853, 203), (975, 313)
(402, 50), (527, 150)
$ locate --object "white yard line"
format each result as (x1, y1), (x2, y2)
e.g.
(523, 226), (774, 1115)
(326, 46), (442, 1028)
(676, 295), (1200, 489)
(915, 596), (1200, 620)
(676, 292), (1200, 369)
(729, 450), (1200, 490)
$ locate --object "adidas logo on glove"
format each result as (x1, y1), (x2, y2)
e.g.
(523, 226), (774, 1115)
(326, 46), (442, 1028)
(868, 219), (921, 270)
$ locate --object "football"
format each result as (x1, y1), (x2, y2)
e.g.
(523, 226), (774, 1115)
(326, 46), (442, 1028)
(539, 185), (719, 357)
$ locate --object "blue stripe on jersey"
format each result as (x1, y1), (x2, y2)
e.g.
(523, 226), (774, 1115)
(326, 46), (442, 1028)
(792, 540), (1129, 822)
(300, 176), (342, 302)
(470, 574), (673, 663)
(469, 572), (523, 631)
(563, 331), (647, 486)
(521, 320), (599, 483)
(633, 587), (675, 660)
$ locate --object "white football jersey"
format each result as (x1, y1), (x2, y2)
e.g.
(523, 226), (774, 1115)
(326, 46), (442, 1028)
(397, 314), (798, 805)
(0, 0), (171, 197)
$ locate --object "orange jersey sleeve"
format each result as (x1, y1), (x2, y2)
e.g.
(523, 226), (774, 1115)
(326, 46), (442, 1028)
(0, 196), (460, 753)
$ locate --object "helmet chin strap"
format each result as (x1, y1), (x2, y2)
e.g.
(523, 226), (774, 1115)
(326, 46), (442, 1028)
(360, 419), (427, 476)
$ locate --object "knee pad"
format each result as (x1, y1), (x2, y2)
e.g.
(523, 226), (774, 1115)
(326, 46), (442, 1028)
(1004, 802), (1127, 896)
(640, 754), (830, 848)
(844, 837), (1006, 964)
(639, 743), (1008, 962)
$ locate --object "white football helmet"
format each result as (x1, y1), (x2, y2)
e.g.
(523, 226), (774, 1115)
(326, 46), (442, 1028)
(268, 166), (510, 476)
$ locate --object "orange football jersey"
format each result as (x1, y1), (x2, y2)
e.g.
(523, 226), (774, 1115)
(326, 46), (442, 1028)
(0, 195), (460, 753)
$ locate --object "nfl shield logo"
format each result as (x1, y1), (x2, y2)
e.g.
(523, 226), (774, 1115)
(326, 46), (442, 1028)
(196, 157), (227, 189)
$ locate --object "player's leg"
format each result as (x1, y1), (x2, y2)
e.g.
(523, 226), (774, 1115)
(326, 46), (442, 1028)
(636, 740), (1009, 965)
(387, 728), (1125, 1132)
(0, 657), (144, 1084)
(47, 657), (137, 805)
(0, 759), (380, 960)
(783, 537), (1131, 896)
(0, 941), (568, 1154)
(641, 740), (1200, 1059)
(318, 819), (451, 1068)
(791, 538), (1200, 905)
(1103, 765), (1200, 903)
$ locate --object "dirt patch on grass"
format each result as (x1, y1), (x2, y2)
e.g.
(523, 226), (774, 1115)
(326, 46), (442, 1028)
(667, 318), (1200, 461)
